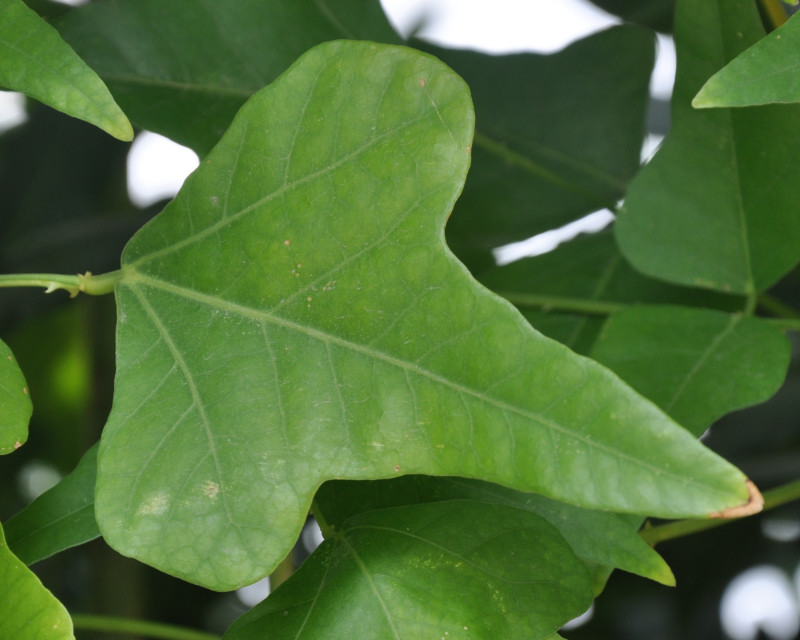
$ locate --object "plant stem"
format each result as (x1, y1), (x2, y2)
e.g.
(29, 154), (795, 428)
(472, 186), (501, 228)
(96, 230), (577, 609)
(0, 270), (121, 297)
(71, 614), (220, 640)
(759, 293), (800, 319)
(492, 291), (627, 316)
(640, 478), (800, 546)
(759, 0), (788, 28)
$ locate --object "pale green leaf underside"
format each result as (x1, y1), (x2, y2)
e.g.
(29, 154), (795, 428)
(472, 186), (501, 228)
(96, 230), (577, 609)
(694, 12), (800, 107)
(0, 338), (31, 454)
(0, 524), (74, 639)
(97, 41), (750, 591)
(224, 501), (592, 640)
(0, 0), (132, 140)
(616, 0), (800, 294)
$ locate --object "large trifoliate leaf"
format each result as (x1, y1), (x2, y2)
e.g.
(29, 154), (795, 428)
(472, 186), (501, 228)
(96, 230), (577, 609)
(694, 12), (800, 107)
(615, 0), (800, 295)
(591, 307), (790, 435)
(224, 501), (593, 640)
(0, 338), (31, 454)
(98, 41), (754, 591)
(0, 0), (131, 140)
(4, 444), (100, 564)
(0, 523), (73, 639)
(56, 0), (401, 155)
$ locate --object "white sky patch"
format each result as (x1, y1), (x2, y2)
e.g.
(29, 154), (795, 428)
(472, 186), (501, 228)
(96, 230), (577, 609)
(381, 0), (620, 54)
(127, 131), (199, 208)
(720, 566), (800, 640)
(236, 576), (271, 607)
(0, 91), (27, 133)
(493, 209), (615, 265)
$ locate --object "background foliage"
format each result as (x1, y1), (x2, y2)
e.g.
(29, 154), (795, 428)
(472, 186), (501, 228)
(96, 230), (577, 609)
(2, 0), (800, 639)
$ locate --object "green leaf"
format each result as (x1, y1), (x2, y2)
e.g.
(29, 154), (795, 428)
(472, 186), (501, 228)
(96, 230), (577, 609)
(694, 12), (800, 107)
(316, 476), (675, 588)
(615, 0), (800, 295)
(426, 27), (654, 269)
(4, 444), (100, 565)
(56, 0), (401, 155)
(224, 501), (593, 640)
(591, 306), (791, 435)
(478, 229), (742, 352)
(0, 0), (132, 140)
(0, 522), (74, 639)
(0, 338), (31, 454)
(97, 40), (752, 591)
(587, 0), (675, 32)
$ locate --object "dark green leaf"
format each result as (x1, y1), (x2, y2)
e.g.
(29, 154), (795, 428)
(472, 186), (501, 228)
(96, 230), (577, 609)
(426, 27), (654, 269)
(615, 0), (800, 295)
(587, 0), (675, 32)
(694, 12), (800, 107)
(0, 523), (73, 639)
(0, 0), (131, 140)
(56, 0), (401, 155)
(4, 443), (100, 565)
(97, 41), (752, 591)
(0, 338), (31, 454)
(591, 306), (791, 435)
(478, 229), (742, 351)
(316, 476), (675, 588)
(224, 501), (593, 640)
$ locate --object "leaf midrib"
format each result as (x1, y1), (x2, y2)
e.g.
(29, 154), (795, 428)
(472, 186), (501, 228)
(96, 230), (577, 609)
(120, 270), (737, 503)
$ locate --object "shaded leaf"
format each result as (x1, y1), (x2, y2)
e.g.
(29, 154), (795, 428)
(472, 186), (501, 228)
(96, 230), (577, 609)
(591, 306), (791, 435)
(0, 0), (131, 140)
(694, 12), (800, 107)
(224, 501), (593, 640)
(424, 27), (654, 269)
(587, 0), (675, 32)
(97, 40), (751, 591)
(0, 338), (31, 454)
(56, 0), (401, 155)
(4, 443), (100, 565)
(478, 229), (742, 352)
(615, 0), (800, 295)
(316, 476), (675, 588)
(0, 523), (73, 639)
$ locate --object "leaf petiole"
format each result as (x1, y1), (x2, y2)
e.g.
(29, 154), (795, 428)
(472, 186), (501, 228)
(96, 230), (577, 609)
(640, 477), (800, 546)
(0, 270), (121, 297)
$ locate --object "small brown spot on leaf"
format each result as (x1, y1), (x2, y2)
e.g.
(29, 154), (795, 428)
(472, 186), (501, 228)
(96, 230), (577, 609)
(14, 440), (22, 450)
(418, 78), (426, 87)
(394, 465), (401, 472)
(709, 479), (763, 519)
(22, 387), (28, 395)
(284, 239), (291, 246)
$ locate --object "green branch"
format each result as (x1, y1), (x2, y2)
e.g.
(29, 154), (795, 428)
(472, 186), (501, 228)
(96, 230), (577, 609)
(0, 270), (121, 297)
(640, 478), (800, 546)
(71, 614), (220, 640)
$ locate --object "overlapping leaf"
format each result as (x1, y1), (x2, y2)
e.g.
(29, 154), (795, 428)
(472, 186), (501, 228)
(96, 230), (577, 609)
(4, 444), (100, 564)
(591, 306), (790, 435)
(0, 523), (73, 639)
(0, 338), (31, 454)
(478, 229), (741, 352)
(616, 0), (800, 295)
(224, 501), (593, 640)
(425, 27), (653, 269)
(97, 41), (753, 591)
(0, 0), (131, 140)
(316, 476), (675, 589)
(56, 0), (401, 155)
(694, 12), (800, 107)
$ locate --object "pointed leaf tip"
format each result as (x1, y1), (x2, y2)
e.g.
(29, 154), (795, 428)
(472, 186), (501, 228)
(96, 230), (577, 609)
(708, 479), (763, 519)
